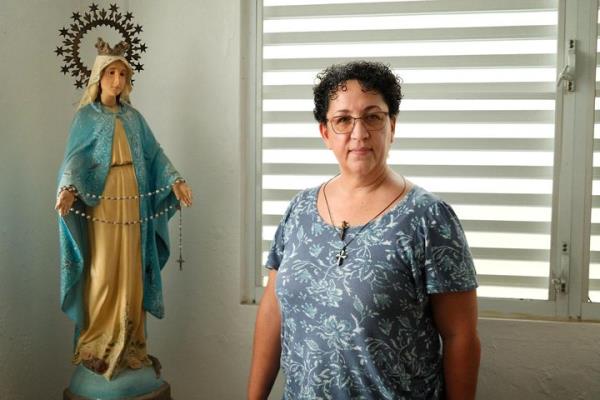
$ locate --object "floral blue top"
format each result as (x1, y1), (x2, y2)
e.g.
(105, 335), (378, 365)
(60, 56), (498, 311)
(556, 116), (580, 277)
(266, 185), (478, 400)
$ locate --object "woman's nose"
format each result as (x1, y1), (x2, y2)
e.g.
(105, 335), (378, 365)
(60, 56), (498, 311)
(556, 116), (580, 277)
(350, 119), (370, 139)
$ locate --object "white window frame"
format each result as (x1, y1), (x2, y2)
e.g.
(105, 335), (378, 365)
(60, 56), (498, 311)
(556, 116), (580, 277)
(242, 0), (600, 322)
(557, 0), (600, 320)
(242, 0), (265, 304)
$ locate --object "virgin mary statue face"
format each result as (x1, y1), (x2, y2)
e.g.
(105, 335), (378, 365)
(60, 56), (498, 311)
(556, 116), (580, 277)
(99, 60), (128, 101)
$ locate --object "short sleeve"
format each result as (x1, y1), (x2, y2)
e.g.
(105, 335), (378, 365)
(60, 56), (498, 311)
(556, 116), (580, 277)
(265, 194), (299, 270)
(422, 201), (478, 294)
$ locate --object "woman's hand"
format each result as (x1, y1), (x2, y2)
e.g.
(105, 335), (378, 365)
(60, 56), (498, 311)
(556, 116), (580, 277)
(173, 181), (193, 207)
(55, 189), (76, 217)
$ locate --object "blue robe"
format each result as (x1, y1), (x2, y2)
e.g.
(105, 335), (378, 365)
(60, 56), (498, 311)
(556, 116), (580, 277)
(57, 102), (181, 340)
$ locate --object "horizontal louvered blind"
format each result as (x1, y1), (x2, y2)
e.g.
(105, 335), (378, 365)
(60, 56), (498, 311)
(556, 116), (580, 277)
(260, 0), (559, 299)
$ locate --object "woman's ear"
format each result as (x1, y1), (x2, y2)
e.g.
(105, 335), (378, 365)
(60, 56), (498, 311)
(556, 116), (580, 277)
(319, 122), (332, 149)
(389, 116), (396, 143)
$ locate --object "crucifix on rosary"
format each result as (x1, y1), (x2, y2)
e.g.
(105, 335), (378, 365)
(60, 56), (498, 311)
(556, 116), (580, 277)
(176, 206), (185, 270)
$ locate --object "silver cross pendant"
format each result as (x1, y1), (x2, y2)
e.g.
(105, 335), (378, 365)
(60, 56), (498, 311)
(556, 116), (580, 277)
(335, 247), (347, 266)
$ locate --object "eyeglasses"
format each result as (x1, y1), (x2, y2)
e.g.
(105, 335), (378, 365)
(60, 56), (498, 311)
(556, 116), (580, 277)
(327, 111), (389, 135)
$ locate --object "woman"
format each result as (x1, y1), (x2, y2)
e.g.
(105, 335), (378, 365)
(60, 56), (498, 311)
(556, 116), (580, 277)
(248, 61), (480, 399)
(55, 39), (192, 380)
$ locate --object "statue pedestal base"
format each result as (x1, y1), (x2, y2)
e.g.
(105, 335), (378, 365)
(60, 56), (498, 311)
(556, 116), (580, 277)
(63, 365), (171, 400)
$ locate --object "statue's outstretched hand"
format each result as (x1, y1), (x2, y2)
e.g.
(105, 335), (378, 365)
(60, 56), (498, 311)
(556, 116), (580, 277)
(55, 189), (76, 217)
(173, 181), (193, 207)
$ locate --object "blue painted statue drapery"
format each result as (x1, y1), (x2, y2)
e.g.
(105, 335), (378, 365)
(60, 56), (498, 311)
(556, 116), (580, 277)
(57, 102), (180, 341)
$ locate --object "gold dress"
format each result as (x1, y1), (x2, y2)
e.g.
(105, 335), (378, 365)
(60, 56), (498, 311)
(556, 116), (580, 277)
(73, 114), (151, 380)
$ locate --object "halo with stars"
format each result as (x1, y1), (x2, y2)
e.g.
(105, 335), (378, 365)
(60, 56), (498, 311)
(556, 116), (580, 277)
(55, 3), (147, 89)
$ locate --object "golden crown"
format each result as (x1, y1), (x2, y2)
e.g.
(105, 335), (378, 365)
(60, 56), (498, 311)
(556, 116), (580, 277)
(95, 38), (129, 56)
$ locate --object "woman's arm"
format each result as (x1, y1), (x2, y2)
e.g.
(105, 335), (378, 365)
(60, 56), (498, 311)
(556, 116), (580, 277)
(430, 289), (480, 400)
(248, 269), (282, 400)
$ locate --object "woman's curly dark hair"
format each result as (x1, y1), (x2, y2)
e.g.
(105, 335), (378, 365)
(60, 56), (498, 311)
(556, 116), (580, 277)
(313, 61), (403, 124)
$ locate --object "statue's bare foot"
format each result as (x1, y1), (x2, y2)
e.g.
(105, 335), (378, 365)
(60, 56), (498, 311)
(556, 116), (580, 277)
(82, 357), (108, 374)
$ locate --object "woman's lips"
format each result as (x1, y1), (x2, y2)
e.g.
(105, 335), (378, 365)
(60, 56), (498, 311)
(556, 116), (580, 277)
(349, 147), (371, 156)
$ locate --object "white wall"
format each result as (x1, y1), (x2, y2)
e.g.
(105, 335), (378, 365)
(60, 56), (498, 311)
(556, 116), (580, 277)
(0, 1), (599, 399)
(0, 1), (90, 399)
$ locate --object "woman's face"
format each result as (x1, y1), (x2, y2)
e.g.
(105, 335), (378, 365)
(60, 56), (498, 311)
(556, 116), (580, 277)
(99, 61), (128, 100)
(319, 79), (396, 178)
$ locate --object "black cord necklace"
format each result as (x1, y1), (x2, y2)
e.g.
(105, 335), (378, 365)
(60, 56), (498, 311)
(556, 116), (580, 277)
(322, 175), (407, 266)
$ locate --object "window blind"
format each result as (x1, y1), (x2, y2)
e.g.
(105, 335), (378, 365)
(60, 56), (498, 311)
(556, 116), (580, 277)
(259, 0), (559, 300)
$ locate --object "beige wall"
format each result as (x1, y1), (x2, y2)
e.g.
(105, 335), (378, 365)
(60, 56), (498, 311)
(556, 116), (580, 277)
(0, 1), (599, 399)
